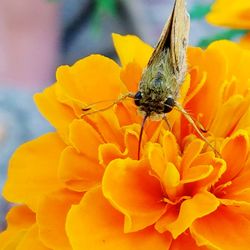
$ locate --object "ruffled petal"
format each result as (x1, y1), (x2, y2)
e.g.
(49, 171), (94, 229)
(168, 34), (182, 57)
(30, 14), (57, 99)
(170, 231), (208, 250)
(102, 158), (166, 232)
(37, 189), (82, 250)
(66, 187), (172, 250)
(191, 205), (250, 250)
(158, 192), (219, 238)
(34, 85), (75, 140)
(59, 146), (103, 192)
(56, 54), (125, 104)
(210, 95), (250, 137)
(17, 224), (51, 250)
(69, 119), (104, 157)
(3, 133), (65, 211)
(0, 205), (35, 249)
(219, 130), (249, 184)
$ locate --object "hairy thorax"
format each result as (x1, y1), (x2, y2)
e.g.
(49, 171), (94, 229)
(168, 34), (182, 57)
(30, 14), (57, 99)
(137, 50), (179, 118)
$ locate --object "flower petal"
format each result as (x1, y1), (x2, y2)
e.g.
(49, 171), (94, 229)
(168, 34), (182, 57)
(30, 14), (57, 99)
(181, 165), (214, 184)
(183, 42), (228, 131)
(162, 131), (179, 167)
(210, 95), (250, 137)
(180, 139), (205, 175)
(69, 119), (104, 158)
(59, 146), (103, 192)
(170, 231), (208, 250)
(161, 192), (219, 238)
(66, 187), (172, 250)
(120, 62), (142, 93)
(34, 85), (75, 140)
(112, 33), (153, 69)
(0, 205), (35, 249)
(17, 224), (50, 250)
(102, 158), (166, 232)
(191, 205), (250, 250)
(3, 133), (65, 211)
(219, 130), (249, 184)
(56, 54), (125, 104)
(37, 189), (82, 250)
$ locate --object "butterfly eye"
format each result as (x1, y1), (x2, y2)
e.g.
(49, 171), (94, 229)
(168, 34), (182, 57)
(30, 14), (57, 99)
(164, 97), (175, 113)
(134, 91), (142, 106)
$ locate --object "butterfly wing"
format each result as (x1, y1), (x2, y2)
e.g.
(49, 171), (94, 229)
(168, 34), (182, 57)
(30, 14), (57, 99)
(147, 0), (190, 84)
(170, 0), (190, 83)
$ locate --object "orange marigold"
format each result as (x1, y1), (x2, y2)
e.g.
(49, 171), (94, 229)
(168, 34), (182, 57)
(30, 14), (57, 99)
(1, 34), (250, 250)
(206, 0), (250, 29)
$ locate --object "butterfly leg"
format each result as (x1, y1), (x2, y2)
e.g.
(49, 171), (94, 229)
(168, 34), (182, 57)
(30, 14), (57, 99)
(175, 102), (221, 157)
(81, 92), (135, 117)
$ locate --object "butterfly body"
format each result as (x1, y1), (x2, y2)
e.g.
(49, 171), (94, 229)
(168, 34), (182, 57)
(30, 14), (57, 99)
(136, 49), (180, 118)
(134, 0), (190, 119)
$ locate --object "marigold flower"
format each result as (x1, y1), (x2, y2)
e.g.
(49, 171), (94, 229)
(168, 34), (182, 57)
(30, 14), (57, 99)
(1, 34), (250, 250)
(206, 0), (250, 29)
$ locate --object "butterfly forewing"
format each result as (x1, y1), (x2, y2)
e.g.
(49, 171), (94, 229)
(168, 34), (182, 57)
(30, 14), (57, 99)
(147, 0), (190, 86)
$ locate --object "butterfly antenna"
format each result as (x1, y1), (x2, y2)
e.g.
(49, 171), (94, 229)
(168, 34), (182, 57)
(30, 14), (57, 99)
(138, 115), (148, 160)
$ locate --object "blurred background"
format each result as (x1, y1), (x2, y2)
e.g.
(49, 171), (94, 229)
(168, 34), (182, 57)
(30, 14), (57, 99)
(0, 0), (248, 229)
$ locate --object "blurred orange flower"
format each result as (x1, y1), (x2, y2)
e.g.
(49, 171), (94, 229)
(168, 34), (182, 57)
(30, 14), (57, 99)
(206, 0), (250, 29)
(1, 34), (250, 249)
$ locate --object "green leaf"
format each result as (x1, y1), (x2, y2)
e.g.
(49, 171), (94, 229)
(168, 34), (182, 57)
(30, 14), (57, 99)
(190, 4), (211, 20)
(198, 29), (247, 48)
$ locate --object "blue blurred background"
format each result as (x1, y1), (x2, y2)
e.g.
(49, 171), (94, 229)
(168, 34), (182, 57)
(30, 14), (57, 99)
(0, 0), (244, 229)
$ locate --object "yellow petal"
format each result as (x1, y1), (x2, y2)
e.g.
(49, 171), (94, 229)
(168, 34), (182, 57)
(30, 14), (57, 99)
(102, 158), (166, 232)
(59, 146), (103, 192)
(164, 192), (219, 239)
(112, 33), (153, 69)
(66, 187), (172, 250)
(37, 189), (82, 250)
(191, 205), (250, 250)
(3, 133), (65, 211)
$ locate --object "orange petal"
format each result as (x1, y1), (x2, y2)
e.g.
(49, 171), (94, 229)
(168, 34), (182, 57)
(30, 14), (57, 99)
(162, 192), (219, 238)
(99, 143), (127, 166)
(162, 162), (181, 200)
(115, 101), (139, 127)
(69, 119), (104, 158)
(84, 109), (124, 147)
(146, 142), (165, 178)
(210, 95), (250, 137)
(191, 205), (250, 250)
(223, 167), (250, 195)
(184, 43), (227, 130)
(169, 231), (208, 250)
(120, 62), (142, 93)
(3, 133), (65, 211)
(0, 205), (35, 249)
(124, 124), (141, 160)
(190, 158), (226, 193)
(219, 130), (249, 184)
(181, 165), (214, 184)
(17, 224), (50, 250)
(56, 54), (125, 104)
(34, 85), (75, 141)
(37, 189), (82, 250)
(180, 139), (205, 176)
(162, 131), (179, 167)
(66, 187), (172, 250)
(102, 158), (166, 232)
(112, 33), (153, 69)
(59, 146), (103, 192)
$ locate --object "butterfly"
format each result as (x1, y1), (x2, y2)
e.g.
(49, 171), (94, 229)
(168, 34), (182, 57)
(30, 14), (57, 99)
(82, 0), (219, 158)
